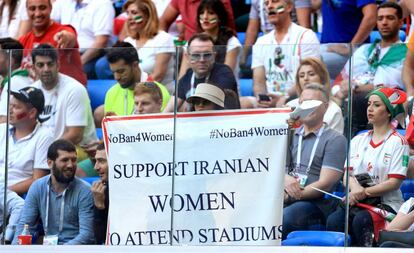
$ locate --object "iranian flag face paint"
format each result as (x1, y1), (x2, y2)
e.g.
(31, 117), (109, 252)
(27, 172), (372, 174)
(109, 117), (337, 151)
(134, 15), (143, 23)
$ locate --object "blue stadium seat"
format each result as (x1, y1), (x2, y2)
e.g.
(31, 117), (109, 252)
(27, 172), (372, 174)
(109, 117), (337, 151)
(96, 128), (103, 140)
(401, 180), (414, 201)
(282, 231), (350, 246)
(239, 78), (253, 96)
(237, 32), (246, 45)
(82, 176), (100, 186)
(370, 30), (406, 43)
(87, 79), (115, 111)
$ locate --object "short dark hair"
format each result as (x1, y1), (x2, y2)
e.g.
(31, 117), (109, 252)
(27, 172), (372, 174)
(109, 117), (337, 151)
(106, 41), (139, 64)
(96, 141), (105, 151)
(47, 139), (76, 161)
(187, 33), (215, 50)
(378, 2), (403, 19)
(31, 43), (58, 64)
(0, 37), (24, 69)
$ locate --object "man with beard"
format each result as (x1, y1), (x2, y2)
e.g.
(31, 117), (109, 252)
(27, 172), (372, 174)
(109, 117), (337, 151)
(13, 139), (94, 245)
(332, 2), (407, 135)
(94, 41), (170, 124)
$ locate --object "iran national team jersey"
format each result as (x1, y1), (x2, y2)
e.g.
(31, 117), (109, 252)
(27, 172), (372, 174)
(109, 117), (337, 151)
(349, 130), (409, 211)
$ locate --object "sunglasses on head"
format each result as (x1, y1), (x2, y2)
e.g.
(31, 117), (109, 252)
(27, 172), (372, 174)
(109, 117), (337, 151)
(189, 52), (214, 62)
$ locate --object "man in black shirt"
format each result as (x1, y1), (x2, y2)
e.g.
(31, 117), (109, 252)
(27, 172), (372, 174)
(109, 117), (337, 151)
(164, 33), (238, 111)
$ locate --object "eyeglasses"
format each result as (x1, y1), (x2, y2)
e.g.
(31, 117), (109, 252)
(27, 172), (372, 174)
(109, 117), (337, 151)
(189, 52), (214, 62)
(191, 98), (212, 106)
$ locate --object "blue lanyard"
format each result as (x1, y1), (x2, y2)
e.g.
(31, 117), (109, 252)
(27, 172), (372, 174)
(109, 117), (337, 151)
(44, 182), (67, 236)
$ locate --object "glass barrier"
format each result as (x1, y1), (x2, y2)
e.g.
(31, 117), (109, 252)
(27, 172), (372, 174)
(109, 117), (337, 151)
(0, 41), (410, 249)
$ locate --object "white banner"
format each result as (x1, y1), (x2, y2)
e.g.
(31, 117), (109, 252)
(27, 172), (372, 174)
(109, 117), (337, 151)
(102, 109), (290, 246)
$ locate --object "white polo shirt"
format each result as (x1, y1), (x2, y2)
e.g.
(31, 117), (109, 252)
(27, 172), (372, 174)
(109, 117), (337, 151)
(0, 123), (53, 186)
(51, 0), (115, 50)
(32, 73), (97, 145)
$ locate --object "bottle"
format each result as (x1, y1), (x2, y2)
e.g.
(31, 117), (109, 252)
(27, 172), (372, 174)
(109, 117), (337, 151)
(18, 224), (32, 245)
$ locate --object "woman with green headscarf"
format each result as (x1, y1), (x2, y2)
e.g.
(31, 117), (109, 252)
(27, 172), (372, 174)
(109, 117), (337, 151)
(326, 87), (409, 247)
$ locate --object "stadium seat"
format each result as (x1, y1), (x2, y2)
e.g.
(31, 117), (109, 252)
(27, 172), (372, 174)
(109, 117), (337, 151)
(87, 79), (115, 111)
(82, 176), (100, 186)
(237, 32), (246, 45)
(370, 30), (406, 43)
(239, 78), (253, 96)
(282, 231), (350, 246)
(401, 180), (414, 201)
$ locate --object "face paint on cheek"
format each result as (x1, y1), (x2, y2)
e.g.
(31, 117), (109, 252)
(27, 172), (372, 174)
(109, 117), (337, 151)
(134, 15), (143, 23)
(15, 112), (28, 120)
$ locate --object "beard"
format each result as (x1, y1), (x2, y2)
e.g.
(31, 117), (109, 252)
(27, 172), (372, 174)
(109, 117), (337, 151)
(52, 163), (75, 184)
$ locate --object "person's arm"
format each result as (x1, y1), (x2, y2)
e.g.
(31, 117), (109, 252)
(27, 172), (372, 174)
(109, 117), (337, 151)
(252, 66), (267, 96)
(81, 35), (110, 65)
(65, 190), (95, 245)
(241, 19), (260, 66)
(400, 0), (414, 18)
(9, 169), (49, 195)
(364, 178), (403, 197)
(11, 183), (41, 245)
(163, 97), (184, 112)
(4, 189), (24, 242)
(387, 206), (414, 231)
(151, 53), (173, 82)
(403, 50), (414, 96)
(350, 3), (377, 44)
(62, 126), (84, 145)
(53, 29), (77, 48)
(16, 20), (31, 39)
(224, 47), (240, 73)
(159, 4), (179, 32)
(301, 168), (343, 199)
(91, 181), (108, 244)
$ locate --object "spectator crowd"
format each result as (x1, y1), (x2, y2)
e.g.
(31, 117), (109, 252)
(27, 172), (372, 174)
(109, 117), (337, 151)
(0, 0), (414, 248)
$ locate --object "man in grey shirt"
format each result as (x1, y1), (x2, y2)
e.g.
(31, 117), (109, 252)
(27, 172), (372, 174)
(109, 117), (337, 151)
(283, 83), (347, 239)
(13, 139), (94, 245)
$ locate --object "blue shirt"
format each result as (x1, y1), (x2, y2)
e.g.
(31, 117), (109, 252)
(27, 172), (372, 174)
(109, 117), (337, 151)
(12, 175), (94, 245)
(321, 0), (376, 43)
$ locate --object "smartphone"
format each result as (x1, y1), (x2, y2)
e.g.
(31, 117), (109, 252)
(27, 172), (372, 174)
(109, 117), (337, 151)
(258, 94), (271, 101)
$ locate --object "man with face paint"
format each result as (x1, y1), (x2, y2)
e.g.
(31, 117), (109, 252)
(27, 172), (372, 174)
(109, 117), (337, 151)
(13, 139), (94, 245)
(251, 0), (320, 108)
(0, 86), (53, 195)
(283, 83), (346, 239)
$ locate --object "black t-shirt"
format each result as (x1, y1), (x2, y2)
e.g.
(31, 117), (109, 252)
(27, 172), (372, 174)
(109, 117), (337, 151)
(177, 62), (238, 101)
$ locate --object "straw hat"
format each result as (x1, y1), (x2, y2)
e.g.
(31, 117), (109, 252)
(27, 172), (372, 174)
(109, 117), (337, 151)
(187, 83), (225, 108)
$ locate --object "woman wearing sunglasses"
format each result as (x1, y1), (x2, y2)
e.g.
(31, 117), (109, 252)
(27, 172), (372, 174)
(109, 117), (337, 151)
(186, 83), (225, 111)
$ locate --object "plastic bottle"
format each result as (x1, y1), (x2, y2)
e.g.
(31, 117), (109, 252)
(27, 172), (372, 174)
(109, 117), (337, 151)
(18, 224), (32, 245)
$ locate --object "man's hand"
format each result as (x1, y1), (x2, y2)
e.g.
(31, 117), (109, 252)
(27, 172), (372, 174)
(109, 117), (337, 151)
(327, 44), (350, 56)
(91, 180), (107, 210)
(284, 175), (302, 200)
(53, 30), (76, 48)
(80, 141), (100, 159)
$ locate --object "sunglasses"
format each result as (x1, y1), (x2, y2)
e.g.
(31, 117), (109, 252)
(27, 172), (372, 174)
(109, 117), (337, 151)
(191, 98), (213, 106)
(189, 52), (214, 62)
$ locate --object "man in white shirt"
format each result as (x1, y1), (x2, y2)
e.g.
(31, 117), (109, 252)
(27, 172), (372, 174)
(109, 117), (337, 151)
(0, 38), (33, 123)
(0, 87), (53, 195)
(30, 44), (97, 156)
(51, 0), (115, 79)
(252, 0), (320, 108)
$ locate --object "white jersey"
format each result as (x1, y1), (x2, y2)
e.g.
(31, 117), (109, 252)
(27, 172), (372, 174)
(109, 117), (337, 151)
(252, 23), (320, 96)
(349, 130), (409, 212)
